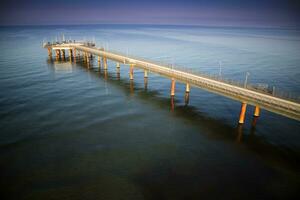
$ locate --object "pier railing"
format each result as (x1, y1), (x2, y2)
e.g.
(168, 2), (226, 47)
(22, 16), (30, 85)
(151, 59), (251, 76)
(100, 47), (300, 103)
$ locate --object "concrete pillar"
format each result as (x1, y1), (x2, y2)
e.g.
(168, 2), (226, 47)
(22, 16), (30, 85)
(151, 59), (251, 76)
(254, 106), (260, 117)
(47, 47), (52, 57)
(170, 78), (176, 96)
(116, 62), (120, 69)
(129, 64), (134, 80)
(55, 50), (61, 58)
(61, 49), (65, 58)
(73, 48), (76, 58)
(185, 83), (190, 93)
(185, 83), (190, 105)
(238, 102), (247, 124)
(86, 53), (90, 63)
(103, 57), (107, 70)
(98, 56), (101, 63)
(144, 70), (148, 78)
(69, 49), (73, 58)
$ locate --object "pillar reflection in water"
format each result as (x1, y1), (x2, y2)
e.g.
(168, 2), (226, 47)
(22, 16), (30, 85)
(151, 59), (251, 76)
(236, 124), (243, 143)
(170, 96), (175, 111)
(104, 69), (108, 80)
(144, 77), (148, 91)
(130, 80), (134, 95)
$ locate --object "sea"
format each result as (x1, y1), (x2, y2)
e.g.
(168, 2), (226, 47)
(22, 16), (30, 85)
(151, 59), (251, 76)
(0, 24), (300, 199)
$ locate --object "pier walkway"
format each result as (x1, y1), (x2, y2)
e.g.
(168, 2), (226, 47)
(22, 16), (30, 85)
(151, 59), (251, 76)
(44, 41), (300, 124)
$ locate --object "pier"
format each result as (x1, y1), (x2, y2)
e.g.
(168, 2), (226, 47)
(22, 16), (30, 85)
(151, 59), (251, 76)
(43, 40), (300, 125)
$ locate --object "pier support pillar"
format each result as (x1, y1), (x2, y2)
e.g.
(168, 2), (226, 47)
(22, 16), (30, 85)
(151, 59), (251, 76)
(47, 47), (52, 57)
(116, 62), (120, 73)
(144, 70), (148, 78)
(238, 102), (247, 124)
(129, 64), (134, 80)
(185, 83), (190, 105)
(69, 49), (73, 58)
(73, 48), (76, 58)
(251, 106), (260, 127)
(170, 78), (176, 96)
(55, 50), (61, 58)
(254, 106), (260, 117)
(86, 53), (90, 63)
(61, 49), (65, 58)
(98, 56), (101, 63)
(103, 57), (107, 70)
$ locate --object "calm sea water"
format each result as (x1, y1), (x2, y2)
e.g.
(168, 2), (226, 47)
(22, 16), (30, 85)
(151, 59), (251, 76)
(0, 25), (300, 199)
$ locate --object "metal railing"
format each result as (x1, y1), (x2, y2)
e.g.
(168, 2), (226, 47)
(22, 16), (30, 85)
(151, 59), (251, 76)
(98, 47), (300, 103)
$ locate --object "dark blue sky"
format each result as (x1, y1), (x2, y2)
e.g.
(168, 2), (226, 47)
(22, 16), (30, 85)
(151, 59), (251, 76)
(1, 0), (299, 27)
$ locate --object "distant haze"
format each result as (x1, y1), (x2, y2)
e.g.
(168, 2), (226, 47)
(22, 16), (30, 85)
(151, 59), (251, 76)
(1, 0), (300, 27)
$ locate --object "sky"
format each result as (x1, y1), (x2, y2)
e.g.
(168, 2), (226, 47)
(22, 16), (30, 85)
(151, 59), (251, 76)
(0, 0), (300, 27)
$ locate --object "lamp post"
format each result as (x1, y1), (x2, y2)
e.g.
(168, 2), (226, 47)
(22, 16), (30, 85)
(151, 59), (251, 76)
(219, 61), (222, 77)
(244, 72), (250, 88)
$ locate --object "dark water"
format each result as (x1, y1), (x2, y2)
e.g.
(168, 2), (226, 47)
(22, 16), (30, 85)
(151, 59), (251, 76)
(0, 25), (300, 199)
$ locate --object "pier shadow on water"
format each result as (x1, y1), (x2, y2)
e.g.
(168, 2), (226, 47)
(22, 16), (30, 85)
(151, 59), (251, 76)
(42, 57), (300, 199)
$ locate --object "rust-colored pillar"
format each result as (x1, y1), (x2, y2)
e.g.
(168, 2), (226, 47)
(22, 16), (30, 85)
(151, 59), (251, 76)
(61, 49), (65, 58)
(55, 49), (61, 58)
(251, 105), (260, 127)
(129, 64), (134, 80)
(73, 48), (76, 58)
(47, 47), (52, 57)
(170, 78), (176, 96)
(86, 53), (90, 63)
(103, 57), (107, 70)
(98, 56), (101, 63)
(238, 102), (247, 124)
(69, 49), (73, 58)
(253, 106), (260, 117)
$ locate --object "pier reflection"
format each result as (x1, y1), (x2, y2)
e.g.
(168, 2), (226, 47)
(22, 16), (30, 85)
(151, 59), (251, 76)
(47, 58), (300, 174)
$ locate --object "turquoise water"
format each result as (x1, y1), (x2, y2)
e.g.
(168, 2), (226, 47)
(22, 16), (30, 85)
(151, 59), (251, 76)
(0, 25), (300, 199)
